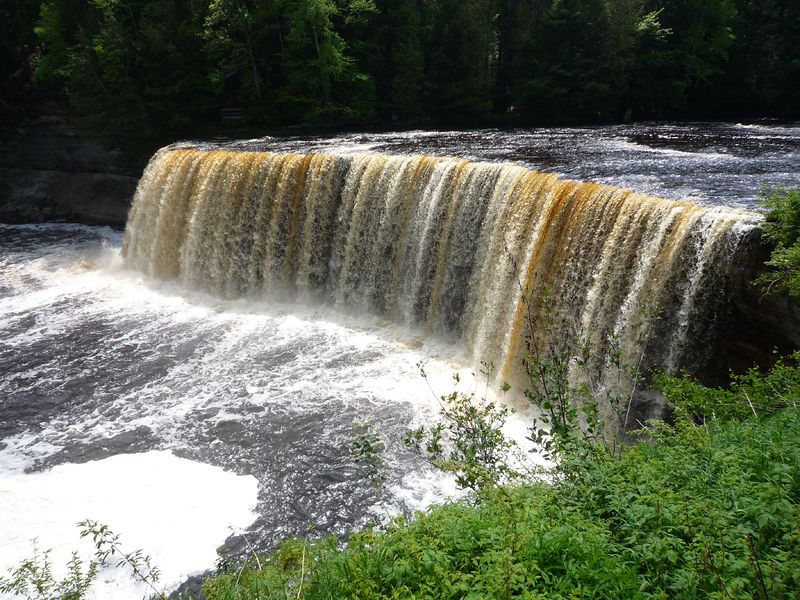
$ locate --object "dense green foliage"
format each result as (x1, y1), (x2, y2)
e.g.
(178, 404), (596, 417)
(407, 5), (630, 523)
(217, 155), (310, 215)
(655, 351), (800, 422)
(1, 0), (798, 141)
(757, 187), (800, 299)
(198, 319), (800, 600)
(201, 405), (800, 599)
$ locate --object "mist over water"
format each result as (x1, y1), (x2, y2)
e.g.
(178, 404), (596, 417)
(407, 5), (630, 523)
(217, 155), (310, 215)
(1, 123), (798, 597)
(0, 224), (470, 597)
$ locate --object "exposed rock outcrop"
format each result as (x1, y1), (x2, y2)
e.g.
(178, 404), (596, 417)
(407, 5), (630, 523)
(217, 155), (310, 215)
(0, 117), (139, 227)
(719, 230), (800, 373)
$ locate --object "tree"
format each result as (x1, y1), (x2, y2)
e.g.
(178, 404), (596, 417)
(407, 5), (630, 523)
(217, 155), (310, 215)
(12, 0), (799, 136)
(281, 0), (377, 122)
(628, 0), (737, 117)
(509, 0), (639, 122)
(706, 0), (800, 118)
(1, 0), (45, 104)
(32, 0), (214, 144)
(368, 0), (426, 122)
(203, 0), (276, 112)
(136, 0), (215, 132)
(757, 187), (800, 299)
(422, 0), (495, 122)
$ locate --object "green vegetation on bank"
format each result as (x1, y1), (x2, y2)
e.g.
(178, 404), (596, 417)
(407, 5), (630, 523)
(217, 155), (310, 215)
(1, 0), (799, 145)
(757, 187), (800, 299)
(202, 408), (800, 599)
(198, 190), (800, 599)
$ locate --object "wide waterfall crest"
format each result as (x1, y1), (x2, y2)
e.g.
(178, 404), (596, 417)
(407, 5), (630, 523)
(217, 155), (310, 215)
(123, 147), (760, 380)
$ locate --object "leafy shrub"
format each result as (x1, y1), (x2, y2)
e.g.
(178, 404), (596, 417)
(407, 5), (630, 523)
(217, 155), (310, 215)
(0, 521), (166, 600)
(565, 410), (800, 598)
(203, 408), (800, 599)
(403, 362), (521, 492)
(757, 186), (800, 298)
(519, 288), (657, 464)
(655, 351), (800, 423)
(0, 544), (96, 600)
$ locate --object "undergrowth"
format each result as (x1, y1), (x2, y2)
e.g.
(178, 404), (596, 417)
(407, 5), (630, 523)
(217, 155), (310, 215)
(0, 520), (166, 600)
(202, 403), (800, 599)
(6, 188), (800, 599)
(757, 186), (800, 298)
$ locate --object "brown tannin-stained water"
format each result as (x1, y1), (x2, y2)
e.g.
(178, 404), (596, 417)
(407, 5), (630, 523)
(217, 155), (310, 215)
(217, 122), (800, 209)
(1, 122), (798, 597)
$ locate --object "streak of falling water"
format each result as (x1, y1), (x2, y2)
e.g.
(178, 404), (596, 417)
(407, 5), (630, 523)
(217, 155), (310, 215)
(124, 148), (762, 389)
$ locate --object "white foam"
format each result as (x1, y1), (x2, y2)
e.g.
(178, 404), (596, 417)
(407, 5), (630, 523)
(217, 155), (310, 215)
(387, 468), (462, 516)
(0, 452), (257, 599)
(608, 138), (737, 161)
(0, 224), (542, 597)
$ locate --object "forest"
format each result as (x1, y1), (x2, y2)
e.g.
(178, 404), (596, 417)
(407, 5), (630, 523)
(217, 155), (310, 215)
(1, 0), (799, 146)
(2, 2), (800, 600)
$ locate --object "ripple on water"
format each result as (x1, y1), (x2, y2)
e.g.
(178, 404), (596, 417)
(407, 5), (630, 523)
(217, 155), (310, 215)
(0, 224), (483, 596)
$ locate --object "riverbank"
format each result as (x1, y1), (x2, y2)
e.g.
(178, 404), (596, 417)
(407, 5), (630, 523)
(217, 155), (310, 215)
(202, 364), (800, 599)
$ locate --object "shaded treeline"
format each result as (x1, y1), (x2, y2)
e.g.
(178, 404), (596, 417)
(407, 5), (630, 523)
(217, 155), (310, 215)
(1, 0), (798, 144)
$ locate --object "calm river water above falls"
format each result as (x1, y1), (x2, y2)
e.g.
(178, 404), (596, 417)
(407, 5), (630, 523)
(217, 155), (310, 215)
(1, 122), (799, 597)
(220, 121), (800, 208)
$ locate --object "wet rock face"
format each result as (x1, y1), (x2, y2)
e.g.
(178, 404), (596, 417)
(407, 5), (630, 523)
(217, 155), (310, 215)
(0, 117), (139, 227)
(710, 230), (800, 382)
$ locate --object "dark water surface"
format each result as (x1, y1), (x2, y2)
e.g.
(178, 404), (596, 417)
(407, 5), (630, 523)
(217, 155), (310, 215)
(218, 122), (800, 209)
(1, 122), (798, 595)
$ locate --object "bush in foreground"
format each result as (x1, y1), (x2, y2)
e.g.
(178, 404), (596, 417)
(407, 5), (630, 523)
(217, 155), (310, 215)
(758, 186), (800, 298)
(203, 407), (800, 599)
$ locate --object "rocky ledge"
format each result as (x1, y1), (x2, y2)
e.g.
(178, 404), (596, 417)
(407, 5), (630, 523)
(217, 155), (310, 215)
(0, 117), (139, 227)
(722, 232), (800, 369)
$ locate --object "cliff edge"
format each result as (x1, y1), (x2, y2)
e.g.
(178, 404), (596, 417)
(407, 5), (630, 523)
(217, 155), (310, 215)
(0, 116), (138, 227)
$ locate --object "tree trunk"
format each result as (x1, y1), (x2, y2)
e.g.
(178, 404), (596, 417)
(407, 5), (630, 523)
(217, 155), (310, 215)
(239, 3), (262, 102)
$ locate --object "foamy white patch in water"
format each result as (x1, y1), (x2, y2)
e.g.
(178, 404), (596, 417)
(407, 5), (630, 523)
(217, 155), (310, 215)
(0, 452), (257, 600)
(1, 223), (549, 589)
(387, 469), (462, 516)
(608, 138), (738, 161)
(0, 436), (64, 477)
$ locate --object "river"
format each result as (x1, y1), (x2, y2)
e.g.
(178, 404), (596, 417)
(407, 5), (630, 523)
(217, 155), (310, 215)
(1, 122), (798, 598)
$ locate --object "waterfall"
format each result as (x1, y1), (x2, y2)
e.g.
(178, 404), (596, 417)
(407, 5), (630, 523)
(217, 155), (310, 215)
(123, 147), (760, 386)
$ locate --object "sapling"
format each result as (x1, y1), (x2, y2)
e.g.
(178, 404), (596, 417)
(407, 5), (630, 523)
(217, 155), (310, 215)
(0, 521), (167, 600)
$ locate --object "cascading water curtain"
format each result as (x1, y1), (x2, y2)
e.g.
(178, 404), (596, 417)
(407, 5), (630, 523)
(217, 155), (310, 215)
(124, 147), (760, 399)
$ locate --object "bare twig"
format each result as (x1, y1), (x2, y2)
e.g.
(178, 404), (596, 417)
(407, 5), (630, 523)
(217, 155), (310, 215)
(747, 533), (770, 600)
(296, 541), (307, 600)
(242, 533), (262, 571)
(743, 388), (758, 419)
